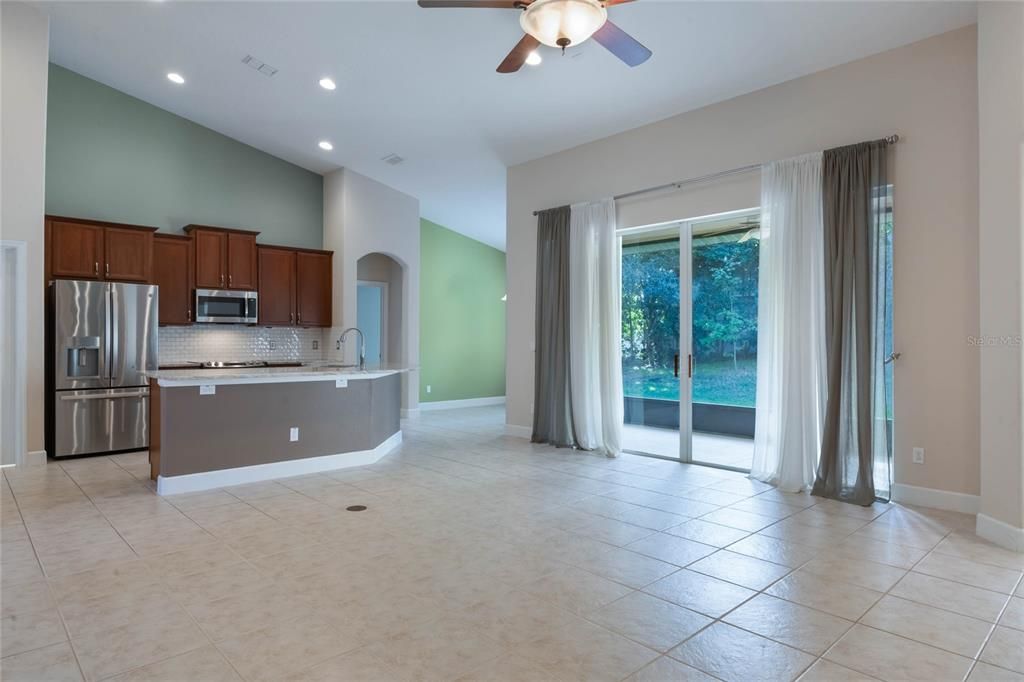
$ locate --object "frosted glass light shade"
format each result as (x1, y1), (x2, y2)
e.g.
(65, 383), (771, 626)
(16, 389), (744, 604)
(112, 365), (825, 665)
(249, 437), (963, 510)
(520, 0), (608, 48)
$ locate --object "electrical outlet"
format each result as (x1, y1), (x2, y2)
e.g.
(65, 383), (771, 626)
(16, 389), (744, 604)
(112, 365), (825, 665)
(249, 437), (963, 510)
(199, 385), (215, 396)
(912, 447), (925, 464)
(289, 427), (299, 442)
(312, 340), (319, 350)
(269, 340), (276, 350)
(335, 379), (347, 389)
(426, 385), (432, 394)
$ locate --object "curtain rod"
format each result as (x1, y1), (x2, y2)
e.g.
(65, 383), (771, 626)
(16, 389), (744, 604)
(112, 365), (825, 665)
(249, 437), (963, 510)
(531, 134), (900, 216)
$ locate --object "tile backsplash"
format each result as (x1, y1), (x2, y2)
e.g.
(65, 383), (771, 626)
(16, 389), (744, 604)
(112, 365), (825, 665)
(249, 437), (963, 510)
(158, 326), (325, 365)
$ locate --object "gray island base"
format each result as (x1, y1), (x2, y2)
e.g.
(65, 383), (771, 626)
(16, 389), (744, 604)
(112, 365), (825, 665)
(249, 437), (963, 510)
(146, 368), (403, 495)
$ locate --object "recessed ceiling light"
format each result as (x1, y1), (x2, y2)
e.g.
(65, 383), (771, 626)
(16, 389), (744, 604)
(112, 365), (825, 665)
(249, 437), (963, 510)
(166, 72), (185, 84)
(318, 140), (334, 151)
(525, 51), (542, 66)
(318, 77), (336, 91)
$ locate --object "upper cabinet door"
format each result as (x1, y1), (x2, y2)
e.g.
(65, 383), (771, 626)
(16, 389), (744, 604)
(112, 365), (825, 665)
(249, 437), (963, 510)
(50, 220), (105, 280)
(257, 247), (296, 326)
(227, 232), (257, 290)
(296, 251), (332, 327)
(105, 227), (154, 282)
(152, 236), (192, 325)
(193, 230), (227, 289)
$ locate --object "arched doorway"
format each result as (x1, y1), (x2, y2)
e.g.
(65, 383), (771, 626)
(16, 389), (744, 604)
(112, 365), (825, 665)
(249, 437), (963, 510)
(356, 253), (404, 369)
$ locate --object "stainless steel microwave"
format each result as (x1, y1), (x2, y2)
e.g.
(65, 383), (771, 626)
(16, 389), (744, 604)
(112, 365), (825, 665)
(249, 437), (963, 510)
(194, 289), (258, 324)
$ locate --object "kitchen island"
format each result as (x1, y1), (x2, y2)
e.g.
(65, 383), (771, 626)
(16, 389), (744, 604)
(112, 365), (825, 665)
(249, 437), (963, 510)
(145, 365), (405, 495)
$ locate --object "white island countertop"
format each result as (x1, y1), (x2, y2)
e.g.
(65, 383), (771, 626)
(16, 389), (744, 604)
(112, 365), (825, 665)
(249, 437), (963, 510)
(145, 363), (413, 388)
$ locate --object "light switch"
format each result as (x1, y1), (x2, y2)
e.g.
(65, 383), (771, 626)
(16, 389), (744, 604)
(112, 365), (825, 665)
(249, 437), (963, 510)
(335, 379), (348, 389)
(289, 427), (299, 442)
(199, 385), (216, 396)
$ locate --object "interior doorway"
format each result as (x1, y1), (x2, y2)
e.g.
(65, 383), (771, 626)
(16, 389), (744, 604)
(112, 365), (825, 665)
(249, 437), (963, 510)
(357, 281), (388, 368)
(620, 209), (760, 471)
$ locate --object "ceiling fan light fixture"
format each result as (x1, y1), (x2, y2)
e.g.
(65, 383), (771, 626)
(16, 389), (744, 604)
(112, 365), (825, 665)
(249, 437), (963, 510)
(520, 0), (607, 49)
(525, 50), (542, 66)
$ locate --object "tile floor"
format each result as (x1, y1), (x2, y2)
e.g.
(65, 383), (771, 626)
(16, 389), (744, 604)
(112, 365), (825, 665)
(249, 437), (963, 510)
(2, 406), (1023, 682)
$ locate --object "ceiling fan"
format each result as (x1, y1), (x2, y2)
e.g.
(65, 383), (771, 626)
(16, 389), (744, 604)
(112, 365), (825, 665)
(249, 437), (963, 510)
(417, 0), (652, 73)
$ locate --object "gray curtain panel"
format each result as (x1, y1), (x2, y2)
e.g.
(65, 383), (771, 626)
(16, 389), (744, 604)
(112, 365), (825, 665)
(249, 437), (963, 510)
(812, 140), (890, 505)
(532, 206), (578, 448)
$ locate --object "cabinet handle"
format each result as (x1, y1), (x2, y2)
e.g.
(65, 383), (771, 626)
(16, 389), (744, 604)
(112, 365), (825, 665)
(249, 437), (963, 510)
(187, 309), (191, 322)
(220, 274), (225, 287)
(297, 312), (301, 324)
(229, 274), (232, 287)
(94, 262), (99, 276)
(290, 313), (294, 324)
(105, 263), (110, 276)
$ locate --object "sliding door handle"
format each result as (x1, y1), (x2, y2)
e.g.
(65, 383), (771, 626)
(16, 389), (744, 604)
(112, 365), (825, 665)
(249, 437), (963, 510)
(673, 354), (680, 378)
(688, 354), (693, 379)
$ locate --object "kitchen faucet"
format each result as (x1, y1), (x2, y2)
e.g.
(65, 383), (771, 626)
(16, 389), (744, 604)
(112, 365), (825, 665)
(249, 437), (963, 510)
(336, 328), (366, 371)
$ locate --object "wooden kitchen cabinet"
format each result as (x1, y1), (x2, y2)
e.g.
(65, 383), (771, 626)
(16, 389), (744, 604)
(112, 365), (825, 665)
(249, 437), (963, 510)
(152, 235), (193, 325)
(104, 226), (153, 282)
(296, 251), (332, 327)
(46, 217), (156, 283)
(257, 246), (332, 327)
(185, 225), (259, 290)
(257, 246), (296, 326)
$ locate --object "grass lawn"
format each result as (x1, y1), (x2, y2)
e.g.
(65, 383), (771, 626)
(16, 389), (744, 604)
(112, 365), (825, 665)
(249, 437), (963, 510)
(623, 358), (756, 407)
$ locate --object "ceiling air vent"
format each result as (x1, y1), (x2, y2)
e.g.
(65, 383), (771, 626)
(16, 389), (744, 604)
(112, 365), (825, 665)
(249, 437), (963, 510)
(381, 153), (405, 166)
(241, 54), (278, 77)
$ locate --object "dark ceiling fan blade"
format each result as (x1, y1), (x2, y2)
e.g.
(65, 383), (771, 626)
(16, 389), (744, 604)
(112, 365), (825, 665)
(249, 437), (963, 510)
(497, 33), (540, 73)
(592, 19), (652, 66)
(602, 0), (636, 5)
(418, 0), (524, 8)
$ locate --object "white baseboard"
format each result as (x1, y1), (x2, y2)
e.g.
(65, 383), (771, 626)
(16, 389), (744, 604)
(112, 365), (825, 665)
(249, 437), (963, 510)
(156, 432), (402, 496)
(401, 408), (421, 419)
(504, 424), (532, 439)
(23, 450), (47, 467)
(976, 513), (1024, 552)
(420, 396), (506, 411)
(891, 483), (980, 515)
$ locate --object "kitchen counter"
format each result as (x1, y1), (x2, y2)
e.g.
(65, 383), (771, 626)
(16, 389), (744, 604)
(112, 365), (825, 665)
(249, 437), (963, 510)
(148, 365), (405, 495)
(145, 363), (411, 387)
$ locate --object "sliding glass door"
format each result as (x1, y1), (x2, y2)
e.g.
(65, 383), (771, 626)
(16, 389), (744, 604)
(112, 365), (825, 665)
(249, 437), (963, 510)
(621, 210), (759, 471)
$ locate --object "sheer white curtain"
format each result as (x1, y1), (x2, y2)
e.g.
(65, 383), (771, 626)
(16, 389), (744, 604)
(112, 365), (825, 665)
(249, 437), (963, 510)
(569, 198), (623, 456)
(750, 153), (827, 491)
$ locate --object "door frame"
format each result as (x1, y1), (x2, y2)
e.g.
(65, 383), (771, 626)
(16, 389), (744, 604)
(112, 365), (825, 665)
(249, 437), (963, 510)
(357, 279), (389, 366)
(0, 240), (27, 467)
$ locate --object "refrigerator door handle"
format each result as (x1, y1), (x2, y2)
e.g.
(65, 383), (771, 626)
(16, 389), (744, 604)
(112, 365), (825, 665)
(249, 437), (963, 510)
(59, 391), (149, 401)
(109, 284), (120, 381)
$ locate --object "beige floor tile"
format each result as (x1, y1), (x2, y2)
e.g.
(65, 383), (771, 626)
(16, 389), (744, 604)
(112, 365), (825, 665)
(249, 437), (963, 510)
(669, 622), (814, 682)
(914, 553), (1024, 595)
(455, 652), (565, 682)
(461, 589), (583, 649)
(216, 614), (359, 682)
(699, 508), (778, 532)
(724, 593), (853, 655)
(688, 550), (792, 590)
(624, 655), (717, 682)
(511, 615), (659, 682)
(614, 506), (690, 531)
(664, 519), (751, 547)
(186, 583), (317, 641)
(625, 533), (718, 567)
(797, 659), (878, 681)
(759, 519), (850, 549)
(890, 572), (1011, 622)
(934, 532), (1024, 572)
(982, 626), (1024, 674)
(800, 555), (906, 592)
(521, 566), (633, 615)
(1, 578), (55, 619)
(48, 560), (157, 603)
(0, 641), (83, 682)
(643, 569), (756, 618)
(587, 591), (712, 652)
(286, 646), (409, 682)
(726, 534), (819, 568)
(969, 662), (1024, 681)
(824, 624), (973, 681)
(1001, 597), (1024, 631)
(571, 517), (655, 547)
(569, 546), (679, 589)
(58, 587), (189, 639)
(861, 595), (994, 658)
(142, 542), (245, 579)
(766, 570), (883, 620)
(160, 561), (271, 609)
(107, 645), (241, 681)
(70, 610), (208, 682)
(363, 614), (508, 682)
(1, 606), (68, 657)
(36, 537), (138, 578)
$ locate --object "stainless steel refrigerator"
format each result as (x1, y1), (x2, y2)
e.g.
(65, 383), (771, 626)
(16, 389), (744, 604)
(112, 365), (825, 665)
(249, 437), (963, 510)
(49, 280), (158, 457)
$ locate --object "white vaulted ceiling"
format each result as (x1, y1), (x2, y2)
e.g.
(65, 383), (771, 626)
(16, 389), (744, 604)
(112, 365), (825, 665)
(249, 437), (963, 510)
(40, 1), (976, 249)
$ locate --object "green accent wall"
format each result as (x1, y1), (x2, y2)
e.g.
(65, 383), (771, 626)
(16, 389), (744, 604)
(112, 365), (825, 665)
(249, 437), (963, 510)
(45, 64), (323, 248)
(420, 219), (506, 403)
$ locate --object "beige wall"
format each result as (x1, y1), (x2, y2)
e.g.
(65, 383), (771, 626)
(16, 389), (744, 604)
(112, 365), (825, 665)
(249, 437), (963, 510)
(323, 168), (421, 412)
(1, 3), (49, 458)
(977, 2), (1024, 540)
(507, 27), (980, 497)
